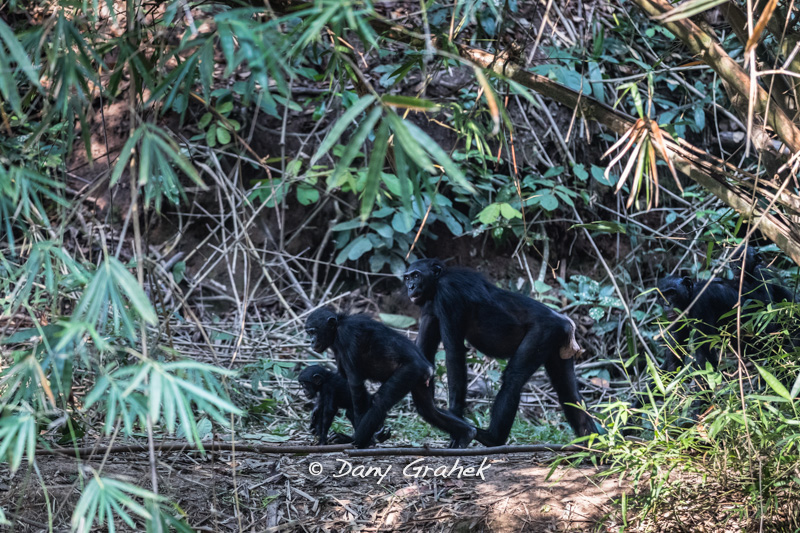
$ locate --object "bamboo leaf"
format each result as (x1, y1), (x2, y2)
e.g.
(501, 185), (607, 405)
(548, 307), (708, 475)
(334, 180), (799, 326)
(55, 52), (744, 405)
(311, 94), (377, 165)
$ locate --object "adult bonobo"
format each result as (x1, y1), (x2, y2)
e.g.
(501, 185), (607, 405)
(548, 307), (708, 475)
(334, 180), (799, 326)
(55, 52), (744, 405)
(403, 258), (596, 447)
(305, 308), (477, 448)
(732, 246), (797, 305)
(656, 275), (741, 371)
(297, 365), (390, 445)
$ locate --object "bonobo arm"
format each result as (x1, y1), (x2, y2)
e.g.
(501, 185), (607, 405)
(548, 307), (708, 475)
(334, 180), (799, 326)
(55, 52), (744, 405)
(417, 310), (442, 365)
(439, 316), (469, 418)
(317, 389), (338, 445)
(348, 379), (371, 429)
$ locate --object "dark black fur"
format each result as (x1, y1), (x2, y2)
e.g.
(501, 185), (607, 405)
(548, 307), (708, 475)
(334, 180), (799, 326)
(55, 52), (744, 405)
(403, 258), (596, 447)
(732, 246), (797, 305)
(297, 365), (356, 445)
(657, 275), (742, 371)
(305, 308), (476, 449)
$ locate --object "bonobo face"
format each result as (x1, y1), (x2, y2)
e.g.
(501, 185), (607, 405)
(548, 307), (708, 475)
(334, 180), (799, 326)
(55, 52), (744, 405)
(403, 259), (443, 305)
(305, 309), (338, 353)
(300, 382), (317, 399)
(657, 275), (693, 320)
(297, 366), (323, 399)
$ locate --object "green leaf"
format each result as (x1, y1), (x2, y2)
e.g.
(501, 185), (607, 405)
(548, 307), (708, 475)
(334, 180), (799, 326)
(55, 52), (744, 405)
(573, 164), (589, 181)
(335, 236), (373, 264)
(539, 194), (559, 211)
(379, 313), (417, 328)
(198, 112), (213, 129)
(329, 107), (383, 185)
(216, 126), (232, 145)
(589, 307), (605, 320)
(172, 261), (186, 284)
(380, 94), (439, 111)
(297, 186), (319, 205)
(311, 94), (377, 165)
(756, 364), (792, 401)
(403, 121), (475, 193)
(645, 355), (666, 395)
(571, 221), (627, 234)
(361, 121), (390, 220)
(332, 219), (365, 231)
(499, 203), (523, 219)
(217, 101), (234, 115)
(591, 164), (615, 186)
(384, 112), (435, 173)
(392, 210), (415, 233)
(790, 371), (800, 399)
(477, 204), (501, 224)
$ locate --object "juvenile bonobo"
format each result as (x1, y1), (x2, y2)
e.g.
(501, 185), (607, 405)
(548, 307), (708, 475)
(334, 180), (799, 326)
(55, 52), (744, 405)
(403, 258), (596, 447)
(657, 275), (741, 371)
(304, 308), (477, 449)
(297, 365), (356, 445)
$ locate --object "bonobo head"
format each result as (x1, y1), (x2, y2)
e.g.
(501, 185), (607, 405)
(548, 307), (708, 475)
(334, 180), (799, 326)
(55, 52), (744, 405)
(657, 275), (693, 320)
(297, 365), (326, 399)
(305, 308), (338, 353)
(731, 245), (763, 276)
(403, 259), (444, 305)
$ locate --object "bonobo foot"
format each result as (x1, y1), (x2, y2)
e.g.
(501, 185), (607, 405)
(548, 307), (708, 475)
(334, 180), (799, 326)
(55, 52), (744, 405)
(447, 426), (477, 448)
(475, 428), (502, 447)
(327, 432), (354, 444)
(374, 426), (391, 443)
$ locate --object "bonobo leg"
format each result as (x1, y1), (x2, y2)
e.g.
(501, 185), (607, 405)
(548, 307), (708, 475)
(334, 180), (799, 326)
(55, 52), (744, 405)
(544, 357), (596, 437)
(410, 385), (476, 448)
(352, 366), (416, 448)
(475, 333), (548, 447)
(443, 339), (469, 418)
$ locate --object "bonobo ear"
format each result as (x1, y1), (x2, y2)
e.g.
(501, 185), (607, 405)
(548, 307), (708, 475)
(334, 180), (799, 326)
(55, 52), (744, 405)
(326, 316), (338, 328)
(432, 264), (442, 278)
(312, 373), (323, 385)
(680, 276), (693, 290)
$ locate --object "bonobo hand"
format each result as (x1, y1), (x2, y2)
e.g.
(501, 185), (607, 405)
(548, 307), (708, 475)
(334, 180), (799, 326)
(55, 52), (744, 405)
(327, 432), (354, 444)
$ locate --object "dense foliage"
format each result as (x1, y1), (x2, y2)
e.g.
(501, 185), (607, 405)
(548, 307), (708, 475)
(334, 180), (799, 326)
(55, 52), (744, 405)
(1, 0), (800, 530)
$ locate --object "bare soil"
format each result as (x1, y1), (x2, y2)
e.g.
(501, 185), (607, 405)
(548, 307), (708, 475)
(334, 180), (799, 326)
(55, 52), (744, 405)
(0, 448), (626, 532)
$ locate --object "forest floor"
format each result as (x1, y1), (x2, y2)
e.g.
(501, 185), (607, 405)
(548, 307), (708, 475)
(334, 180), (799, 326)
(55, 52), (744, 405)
(0, 447), (626, 532)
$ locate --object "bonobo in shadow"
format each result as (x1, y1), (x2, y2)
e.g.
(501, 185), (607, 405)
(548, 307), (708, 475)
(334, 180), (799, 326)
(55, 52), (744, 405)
(297, 365), (383, 445)
(732, 246), (797, 305)
(403, 258), (596, 447)
(305, 308), (477, 448)
(656, 275), (742, 372)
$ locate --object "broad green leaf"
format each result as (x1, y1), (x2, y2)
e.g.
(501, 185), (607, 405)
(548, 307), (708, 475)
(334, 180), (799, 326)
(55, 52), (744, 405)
(499, 203), (523, 219)
(477, 204), (501, 224)
(539, 194), (559, 211)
